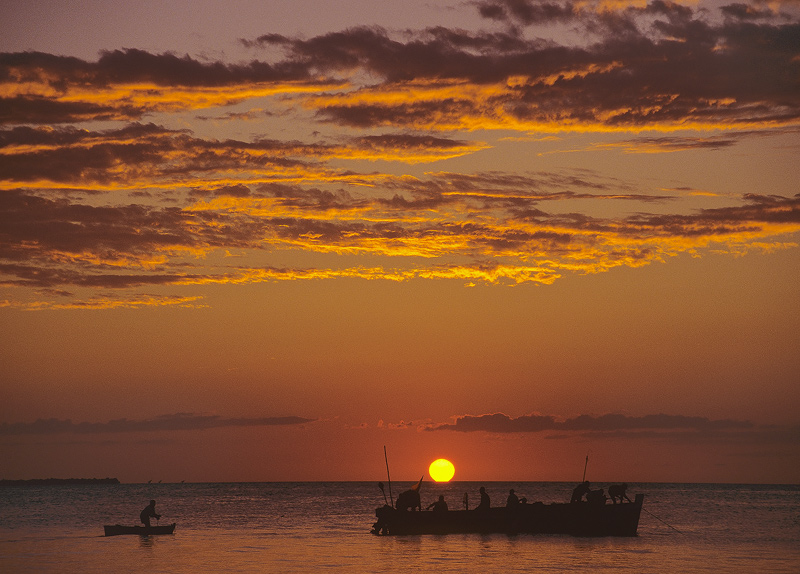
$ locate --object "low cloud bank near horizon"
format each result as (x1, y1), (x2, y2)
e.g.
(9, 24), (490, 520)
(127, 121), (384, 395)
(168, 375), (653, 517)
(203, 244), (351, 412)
(0, 413), (316, 435)
(425, 412), (754, 433)
(422, 412), (800, 446)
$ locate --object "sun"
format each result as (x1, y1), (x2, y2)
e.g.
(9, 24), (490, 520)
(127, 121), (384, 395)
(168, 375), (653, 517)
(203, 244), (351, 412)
(428, 458), (456, 482)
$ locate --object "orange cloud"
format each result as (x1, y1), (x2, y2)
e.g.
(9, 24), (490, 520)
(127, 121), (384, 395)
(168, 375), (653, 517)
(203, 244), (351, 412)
(8, 294), (206, 311)
(3, 176), (798, 310)
(2, 4), (799, 309)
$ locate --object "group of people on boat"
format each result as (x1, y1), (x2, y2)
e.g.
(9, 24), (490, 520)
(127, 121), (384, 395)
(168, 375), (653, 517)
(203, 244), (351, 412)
(372, 480), (638, 535)
(410, 486), (527, 516)
(404, 481), (633, 516)
(427, 486), (496, 512)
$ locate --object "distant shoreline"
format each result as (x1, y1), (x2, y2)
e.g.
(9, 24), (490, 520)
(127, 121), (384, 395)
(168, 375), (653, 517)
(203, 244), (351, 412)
(0, 478), (120, 487)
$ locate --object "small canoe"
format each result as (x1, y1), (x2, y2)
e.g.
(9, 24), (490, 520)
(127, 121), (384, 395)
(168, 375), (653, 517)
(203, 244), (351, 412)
(103, 523), (176, 536)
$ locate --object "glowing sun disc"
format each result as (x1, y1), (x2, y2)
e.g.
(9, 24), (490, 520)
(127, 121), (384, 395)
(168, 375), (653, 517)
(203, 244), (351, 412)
(429, 458), (455, 482)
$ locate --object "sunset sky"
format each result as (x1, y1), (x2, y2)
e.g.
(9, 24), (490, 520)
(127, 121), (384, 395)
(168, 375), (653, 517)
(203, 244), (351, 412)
(1, 0), (798, 485)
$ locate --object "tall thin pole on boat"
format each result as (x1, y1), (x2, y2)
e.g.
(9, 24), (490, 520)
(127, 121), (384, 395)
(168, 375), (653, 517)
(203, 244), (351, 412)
(582, 454), (589, 482)
(384, 445), (394, 508)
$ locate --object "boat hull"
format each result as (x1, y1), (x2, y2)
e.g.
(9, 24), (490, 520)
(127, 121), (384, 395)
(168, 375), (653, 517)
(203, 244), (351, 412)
(103, 523), (176, 536)
(373, 494), (643, 537)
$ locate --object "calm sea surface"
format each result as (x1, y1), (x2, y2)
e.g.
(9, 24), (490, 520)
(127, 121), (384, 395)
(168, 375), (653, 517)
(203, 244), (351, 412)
(1, 482), (798, 573)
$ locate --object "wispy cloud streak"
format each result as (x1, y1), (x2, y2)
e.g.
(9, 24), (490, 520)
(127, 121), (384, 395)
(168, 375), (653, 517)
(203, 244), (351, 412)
(0, 413), (316, 435)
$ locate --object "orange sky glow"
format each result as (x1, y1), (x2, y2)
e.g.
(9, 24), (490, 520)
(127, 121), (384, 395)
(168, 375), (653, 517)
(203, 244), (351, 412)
(1, 0), (798, 484)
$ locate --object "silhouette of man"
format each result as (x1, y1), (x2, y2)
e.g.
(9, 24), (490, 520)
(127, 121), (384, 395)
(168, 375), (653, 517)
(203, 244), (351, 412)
(608, 483), (632, 504)
(506, 489), (519, 507)
(571, 481), (591, 503)
(427, 495), (448, 512)
(140, 499), (161, 527)
(476, 486), (490, 510)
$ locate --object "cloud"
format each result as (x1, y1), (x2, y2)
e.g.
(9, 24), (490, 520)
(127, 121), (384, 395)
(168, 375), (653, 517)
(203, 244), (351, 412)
(0, 413), (316, 435)
(1, 49), (336, 124)
(1, 179), (798, 303)
(0, 95), (143, 124)
(1, 2), (798, 309)
(0, 124), (484, 191)
(572, 127), (800, 154)
(0, 123), (335, 188)
(589, 134), (742, 153)
(477, 0), (791, 28)
(3, 294), (206, 311)
(377, 419), (417, 430)
(256, 7), (800, 131)
(477, 0), (579, 25)
(425, 412), (754, 433)
(407, 411), (800, 452)
(4, 3), (798, 131)
(347, 134), (490, 163)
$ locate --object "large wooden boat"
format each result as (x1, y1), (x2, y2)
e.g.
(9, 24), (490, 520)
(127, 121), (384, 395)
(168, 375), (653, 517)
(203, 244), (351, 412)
(103, 523), (176, 536)
(372, 494), (643, 537)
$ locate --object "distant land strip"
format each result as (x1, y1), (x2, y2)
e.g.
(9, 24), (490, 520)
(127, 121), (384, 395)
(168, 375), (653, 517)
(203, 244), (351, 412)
(0, 478), (120, 487)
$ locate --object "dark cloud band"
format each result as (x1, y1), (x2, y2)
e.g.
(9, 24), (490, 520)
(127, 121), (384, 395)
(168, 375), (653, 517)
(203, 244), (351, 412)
(426, 412), (754, 432)
(0, 414), (316, 435)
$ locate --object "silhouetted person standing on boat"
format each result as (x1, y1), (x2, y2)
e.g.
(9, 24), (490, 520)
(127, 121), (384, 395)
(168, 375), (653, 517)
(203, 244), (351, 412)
(608, 483), (632, 504)
(476, 486), (490, 511)
(506, 489), (519, 507)
(140, 499), (161, 527)
(571, 481), (591, 503)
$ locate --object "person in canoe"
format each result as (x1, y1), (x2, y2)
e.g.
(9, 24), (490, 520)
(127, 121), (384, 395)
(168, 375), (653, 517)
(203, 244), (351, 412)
(140, 499), (161, 527)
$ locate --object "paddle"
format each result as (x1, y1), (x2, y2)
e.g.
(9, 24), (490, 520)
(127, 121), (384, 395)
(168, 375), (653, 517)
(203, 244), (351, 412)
(378, 482), (388, 505)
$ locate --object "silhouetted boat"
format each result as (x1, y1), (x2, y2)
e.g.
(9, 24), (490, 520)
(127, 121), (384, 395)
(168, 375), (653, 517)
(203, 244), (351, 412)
(103, 523), (176, 536)
(372, 494), (643, 536)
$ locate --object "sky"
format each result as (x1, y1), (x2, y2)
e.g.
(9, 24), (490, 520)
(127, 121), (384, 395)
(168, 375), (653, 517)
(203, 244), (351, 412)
(1, 0), (799, 485)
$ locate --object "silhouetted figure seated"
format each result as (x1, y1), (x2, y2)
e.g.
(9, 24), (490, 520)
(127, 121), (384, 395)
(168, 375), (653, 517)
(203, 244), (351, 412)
(475, 486), (490, 511)
(571, 481), (591, 503)
(427, 495), (448, 513)
(140, 499), (161, 527)
(396, 488), (422, 511)
(506, 489), (519, 507)
(586, 488), (606, 504)
(608, 483), (632, 504)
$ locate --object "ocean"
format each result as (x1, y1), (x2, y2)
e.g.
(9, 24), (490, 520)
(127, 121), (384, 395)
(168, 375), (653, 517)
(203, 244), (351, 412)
(1, 482), (798, 573)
